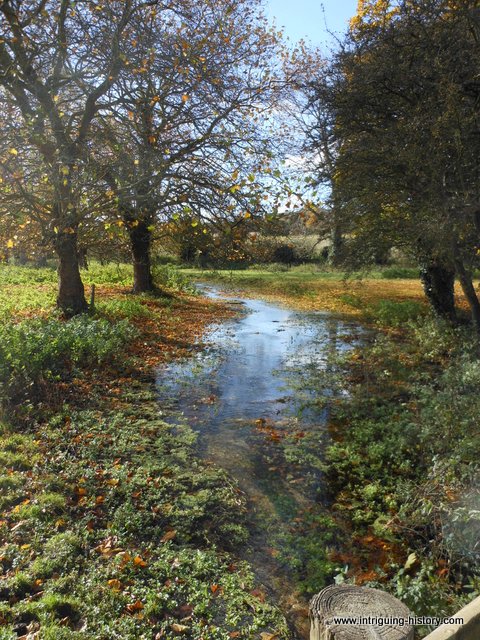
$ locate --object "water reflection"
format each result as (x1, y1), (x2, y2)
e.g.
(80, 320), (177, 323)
(156, 285), (365, 638)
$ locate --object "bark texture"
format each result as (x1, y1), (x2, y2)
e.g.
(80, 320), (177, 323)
(129, 220), (154, 293)
(55, 232), (88, 316)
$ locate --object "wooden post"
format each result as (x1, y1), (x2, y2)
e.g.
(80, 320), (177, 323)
(310, 584), (414, 640)
(89, 284), (96, 312)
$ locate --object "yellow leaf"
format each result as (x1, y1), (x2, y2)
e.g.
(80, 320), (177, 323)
(181, 94), (189, 103)
(171, 623), (189, 633)
(6, 239), (14, 248)
(107, 578), (122, 591)
(9, 148), (18, 155)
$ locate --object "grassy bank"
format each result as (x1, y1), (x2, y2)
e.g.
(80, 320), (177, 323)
(0, 264), (289, 640)
(185, 266), (477, 326)
(187, 266), (480, 636)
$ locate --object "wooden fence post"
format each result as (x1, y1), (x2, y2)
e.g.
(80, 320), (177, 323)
(89, 284), (96, 312)
(310, 584), (414, 640)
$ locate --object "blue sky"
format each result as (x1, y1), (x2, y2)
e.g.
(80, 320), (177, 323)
(264, 0), (358, 49)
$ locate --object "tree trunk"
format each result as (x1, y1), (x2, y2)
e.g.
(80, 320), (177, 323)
(78, 246), (88, 270)
(329, 221), (343, 266)
(310, 585), (414, 640)
(55, 231), (88, 316)
(129, 220), (154, 293)
(454, 258), (480, 337)
(419, 260), (456, 321)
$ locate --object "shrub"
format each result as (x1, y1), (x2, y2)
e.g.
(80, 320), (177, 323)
(271, 244), (298, 265)
(0, 316), (137, 408)
(153, 264), (196, 293)
(371, 299), (425, 326)
(381, 267), (420, 279)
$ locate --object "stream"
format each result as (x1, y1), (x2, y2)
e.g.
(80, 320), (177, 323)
(156, 285), (366, 638)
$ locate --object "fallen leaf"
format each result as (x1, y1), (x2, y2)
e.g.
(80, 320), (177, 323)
(250, 589), (265, 602)
(126, 601), (144, 613)
(107, 579), (122, 591)
(133, 555), (147, 567)
(161, 530), (176, 543)
(171, 623), (189, 633)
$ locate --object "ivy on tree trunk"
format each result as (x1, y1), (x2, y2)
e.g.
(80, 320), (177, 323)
(419, 260), (456, 322)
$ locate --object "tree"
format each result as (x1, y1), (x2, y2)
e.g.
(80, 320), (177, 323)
(0, 1), (140, 314)
(93, 0), (283, 292)
(307, 0), (480, 329)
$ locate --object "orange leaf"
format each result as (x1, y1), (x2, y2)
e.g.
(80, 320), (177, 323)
(126, 601), (144, 613)
(133, 555), (147, 567)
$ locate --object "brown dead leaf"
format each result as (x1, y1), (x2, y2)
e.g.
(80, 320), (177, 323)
(161, 530), (176, 543)
(250, 589), (265, 602)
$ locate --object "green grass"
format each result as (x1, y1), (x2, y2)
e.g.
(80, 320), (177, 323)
(296, 318), (480, 635)
(0, 261), (289, 639)
(0, 388), (289, 640)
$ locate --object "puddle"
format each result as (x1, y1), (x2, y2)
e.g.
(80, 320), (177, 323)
(156, 285), (366, 638)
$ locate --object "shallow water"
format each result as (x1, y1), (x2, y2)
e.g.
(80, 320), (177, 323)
(156, 285), (365, 638)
